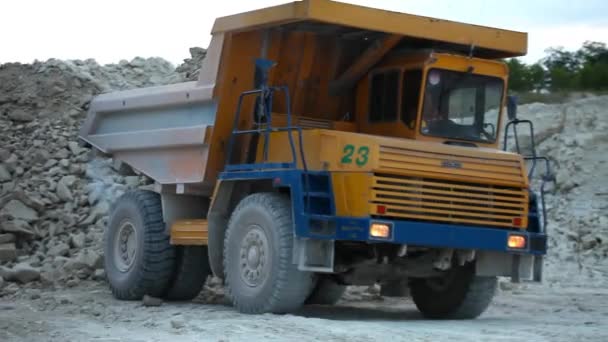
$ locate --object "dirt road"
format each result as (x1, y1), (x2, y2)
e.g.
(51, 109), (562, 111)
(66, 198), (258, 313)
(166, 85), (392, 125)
(1, 282), (606, 342)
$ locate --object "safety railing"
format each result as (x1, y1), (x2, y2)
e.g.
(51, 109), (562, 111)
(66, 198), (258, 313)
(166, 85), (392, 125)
(503, 118), (556, 234)
(224, 85), (308, 174)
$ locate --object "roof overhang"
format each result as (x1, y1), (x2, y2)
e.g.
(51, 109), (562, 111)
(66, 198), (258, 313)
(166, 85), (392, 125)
(211, 0), (527, 58)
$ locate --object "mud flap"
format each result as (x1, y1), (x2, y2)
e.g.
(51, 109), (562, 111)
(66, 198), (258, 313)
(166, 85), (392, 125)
(476, 251), (541, 283)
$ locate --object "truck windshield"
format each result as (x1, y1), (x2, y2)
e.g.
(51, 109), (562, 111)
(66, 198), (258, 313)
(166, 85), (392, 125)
(420, 69), (503, 143)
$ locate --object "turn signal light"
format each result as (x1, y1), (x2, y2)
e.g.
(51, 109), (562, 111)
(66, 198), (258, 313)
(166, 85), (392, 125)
(507, 235), (526, 249)
(370, 222), (391, 239)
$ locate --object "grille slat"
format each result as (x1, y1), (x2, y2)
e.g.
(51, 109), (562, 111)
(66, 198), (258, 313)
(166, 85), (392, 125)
(373, 183), (526, 203)
(374, 175), (524, 195)
(378, 145), (525, 186)
(380, 151), (522, 176)
(373, 144), (528, 228)
(371, 174), (528, 228)
(370, 196), (524, 215)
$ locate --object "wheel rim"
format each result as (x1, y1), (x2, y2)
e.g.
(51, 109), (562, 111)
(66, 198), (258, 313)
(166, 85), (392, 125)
(239, 225), (269, 287)
(114, 220), (138, 273)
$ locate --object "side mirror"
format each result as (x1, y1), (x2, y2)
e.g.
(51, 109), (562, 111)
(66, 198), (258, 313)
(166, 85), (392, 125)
(507, 95), (518, 121)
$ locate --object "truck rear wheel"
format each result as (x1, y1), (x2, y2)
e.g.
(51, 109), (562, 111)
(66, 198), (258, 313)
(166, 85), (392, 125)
(306, 277), (346, 305)
(105, 190), (175, 300)
(410, 262), (496, 319)
(164, 246), (211, 301)
(223, 193), (314, 314)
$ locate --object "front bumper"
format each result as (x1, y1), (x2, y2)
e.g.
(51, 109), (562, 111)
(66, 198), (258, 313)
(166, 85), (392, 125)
(307, 216), (547, 255)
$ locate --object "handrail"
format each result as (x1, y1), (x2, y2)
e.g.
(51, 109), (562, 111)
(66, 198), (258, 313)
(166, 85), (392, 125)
(504, 118), (555, 234)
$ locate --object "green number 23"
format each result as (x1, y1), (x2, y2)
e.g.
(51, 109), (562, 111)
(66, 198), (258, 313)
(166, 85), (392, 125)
(341, 144), (370, 166)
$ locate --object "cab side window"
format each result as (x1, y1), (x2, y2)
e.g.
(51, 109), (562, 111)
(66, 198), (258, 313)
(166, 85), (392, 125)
(369, 70), (399, 123)
(401, 69), (422, 129)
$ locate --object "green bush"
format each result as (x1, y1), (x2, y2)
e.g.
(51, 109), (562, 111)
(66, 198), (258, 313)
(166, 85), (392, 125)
(506, 41), (608, 92)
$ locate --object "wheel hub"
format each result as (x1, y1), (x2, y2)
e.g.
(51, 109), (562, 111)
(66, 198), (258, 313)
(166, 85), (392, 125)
(114, 221), (138, 272)
(426, 268), (458, 292)
(239, 226), (268, 287)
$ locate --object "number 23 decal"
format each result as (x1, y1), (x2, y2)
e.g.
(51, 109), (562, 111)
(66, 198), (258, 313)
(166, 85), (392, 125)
(341, 144), (370, 166)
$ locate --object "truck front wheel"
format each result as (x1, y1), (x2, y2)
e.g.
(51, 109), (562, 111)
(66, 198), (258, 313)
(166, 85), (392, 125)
(223, 193), (314, 314)
(410, 262), (496, 319)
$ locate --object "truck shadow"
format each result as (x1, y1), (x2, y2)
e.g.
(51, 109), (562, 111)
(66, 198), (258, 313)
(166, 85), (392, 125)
(294, 304), (424, 321)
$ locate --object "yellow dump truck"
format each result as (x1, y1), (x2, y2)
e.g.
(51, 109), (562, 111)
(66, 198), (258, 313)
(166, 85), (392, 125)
(80, 0), (552, 318)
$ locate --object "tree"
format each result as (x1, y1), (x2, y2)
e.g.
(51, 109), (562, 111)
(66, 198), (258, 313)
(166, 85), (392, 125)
(506, 41), (608, 92)
(577, 41), (608, 65)
(543, 47), (581, 91)
(577, 41), (608, 90)
(506, 58), (532, 92)
(505, 59), (545, 92)
(527, 63), (546, 92)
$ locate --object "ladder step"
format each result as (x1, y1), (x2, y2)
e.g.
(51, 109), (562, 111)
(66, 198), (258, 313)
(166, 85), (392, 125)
(304, 192), (331, 198)
(305, 214), (334, 221)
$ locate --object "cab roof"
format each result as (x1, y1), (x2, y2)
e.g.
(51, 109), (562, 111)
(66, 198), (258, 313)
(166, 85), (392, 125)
(212, 0), (527, 59)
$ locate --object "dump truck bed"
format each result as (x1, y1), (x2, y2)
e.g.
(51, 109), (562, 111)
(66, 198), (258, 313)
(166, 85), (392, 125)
(79, 81), (216, 188)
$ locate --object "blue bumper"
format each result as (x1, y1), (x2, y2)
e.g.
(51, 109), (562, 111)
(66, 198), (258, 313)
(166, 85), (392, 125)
(307, 216), (547, 256)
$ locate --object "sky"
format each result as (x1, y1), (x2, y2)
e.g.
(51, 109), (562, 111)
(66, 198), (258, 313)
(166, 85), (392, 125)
(1, 0), (607, 66)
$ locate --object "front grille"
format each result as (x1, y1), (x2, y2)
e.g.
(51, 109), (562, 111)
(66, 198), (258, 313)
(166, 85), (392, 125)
(378, 145), (525, 186)
(371, 174), (528, 228)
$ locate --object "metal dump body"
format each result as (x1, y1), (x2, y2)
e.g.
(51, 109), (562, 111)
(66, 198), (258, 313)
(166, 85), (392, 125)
(79, 0), (528, 193)
(79, 81), (216, 187)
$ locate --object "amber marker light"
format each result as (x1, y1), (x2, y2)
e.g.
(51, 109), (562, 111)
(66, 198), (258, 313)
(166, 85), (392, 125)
(507, 235), (527, 249)
(370, 222), (391, 239)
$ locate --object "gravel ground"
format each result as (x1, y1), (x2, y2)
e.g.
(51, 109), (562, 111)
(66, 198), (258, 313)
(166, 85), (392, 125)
(1, 282), (606, 342)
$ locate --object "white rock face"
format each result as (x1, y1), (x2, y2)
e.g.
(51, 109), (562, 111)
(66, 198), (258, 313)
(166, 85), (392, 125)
(509, 95), (608, 287)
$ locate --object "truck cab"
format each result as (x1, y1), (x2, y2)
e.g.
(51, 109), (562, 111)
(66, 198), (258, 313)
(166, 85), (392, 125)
(360, 52), (506, 148)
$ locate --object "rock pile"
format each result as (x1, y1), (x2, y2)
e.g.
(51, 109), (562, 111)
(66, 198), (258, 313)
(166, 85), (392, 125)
(513, 96), (608, 286)
(0, 55), (187, 293)
(176, 47), (207, 81)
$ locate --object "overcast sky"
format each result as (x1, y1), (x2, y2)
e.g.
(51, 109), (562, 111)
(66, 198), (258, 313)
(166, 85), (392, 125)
(2, 0), (607, 66)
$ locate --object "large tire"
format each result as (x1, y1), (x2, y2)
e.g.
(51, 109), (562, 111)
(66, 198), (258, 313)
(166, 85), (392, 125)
(306, 277), (346, 305)
(223, 193), (314, 314)
(164, 246), (211, 301)
(105, 190), (175, 300)
(410, 262), (496, 319)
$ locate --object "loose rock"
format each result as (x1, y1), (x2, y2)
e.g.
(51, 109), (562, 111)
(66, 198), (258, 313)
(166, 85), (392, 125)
(0, 164), (11, 182)
(0, 233), (16, 244)
(0, 243), (17, 262)
(12, 263), (41, 283)
(70, 232), (86, 249)
(47, 242), (70, 257)
(142, 295), (163, 307)
(7, 109), (34, 122)
(56, 181), (74, 202)
(0, 219), (35, 237)
(0, 200), (39, 222)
